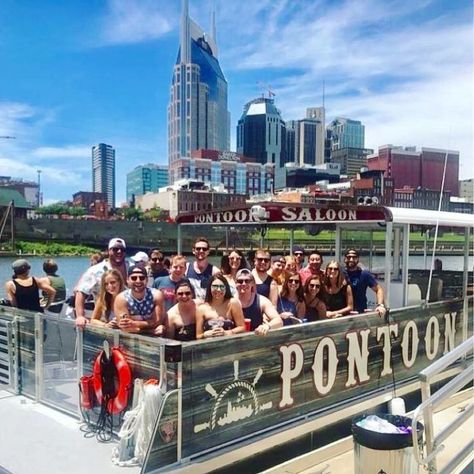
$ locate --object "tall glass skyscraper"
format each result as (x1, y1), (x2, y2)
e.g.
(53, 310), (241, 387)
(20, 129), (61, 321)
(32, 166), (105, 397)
(92, 143), (115, 209)
(328, 117), (365, 150)
(126, 164), (169, 203)
(236, 97), (286, 166)
(168, 0), (230, 183)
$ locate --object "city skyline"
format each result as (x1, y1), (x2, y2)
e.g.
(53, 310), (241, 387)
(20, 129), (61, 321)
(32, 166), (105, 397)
(0, 0), (472, 204)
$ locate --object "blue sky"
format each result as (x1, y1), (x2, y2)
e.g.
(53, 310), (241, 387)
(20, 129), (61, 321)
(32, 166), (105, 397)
(0, 0), (472, 205)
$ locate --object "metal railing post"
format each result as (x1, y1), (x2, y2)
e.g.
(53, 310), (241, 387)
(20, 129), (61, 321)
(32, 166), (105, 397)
(34, 313), (44, 402)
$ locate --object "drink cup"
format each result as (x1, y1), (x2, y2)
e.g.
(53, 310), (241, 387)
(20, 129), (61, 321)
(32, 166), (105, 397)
(244, 318), (251, 332)
(208, 319), (223, 329)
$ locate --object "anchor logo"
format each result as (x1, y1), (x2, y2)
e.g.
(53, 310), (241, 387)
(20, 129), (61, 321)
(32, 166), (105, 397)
(193, 360), (272, 433)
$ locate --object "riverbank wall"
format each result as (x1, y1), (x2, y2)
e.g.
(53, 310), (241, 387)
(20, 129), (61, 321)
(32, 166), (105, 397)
(4, 218), (472, 256)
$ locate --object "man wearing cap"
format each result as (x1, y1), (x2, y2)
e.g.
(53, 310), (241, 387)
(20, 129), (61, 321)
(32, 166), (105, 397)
(5, 259), (56, 312)
(74, 237), (128, 327)
(235, 269), (282, 336)
(148, 248), (169, 279)
(343, 248), (386, 317)
(292, 246), (305, 271)
(299, 250), (325, 285)
(114, 264), (165, 336)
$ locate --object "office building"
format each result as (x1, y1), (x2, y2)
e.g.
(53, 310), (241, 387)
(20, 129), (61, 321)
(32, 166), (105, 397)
(126, 164), (169, 203)
(136, 180), (246, 218)
(168, 0), (230, 182)
(274, 162), (340, 190)
(170, 149), (274, 196)
(459, 179), (474, 203)
(367, 145), (459, 195)
(331, 147), (374, 177)
(283, 107), (325, 167)
(236, 97), (286, 166)
(328, 117), (365, 150)
(92, 143), (115, 209)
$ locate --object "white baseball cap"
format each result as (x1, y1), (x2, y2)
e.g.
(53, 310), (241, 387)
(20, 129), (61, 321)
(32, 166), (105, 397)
(130, 251), (149, 264)
(108, 238), (126, 249)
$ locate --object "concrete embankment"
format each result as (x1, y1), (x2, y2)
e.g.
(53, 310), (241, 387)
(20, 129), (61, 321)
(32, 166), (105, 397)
(5, 218), (472, 256)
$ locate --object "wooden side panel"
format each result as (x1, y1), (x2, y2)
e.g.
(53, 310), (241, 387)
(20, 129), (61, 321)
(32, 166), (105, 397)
(179, 299), (470, 458)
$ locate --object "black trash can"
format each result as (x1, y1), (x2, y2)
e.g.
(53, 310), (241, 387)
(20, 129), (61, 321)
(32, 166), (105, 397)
(352, 413), (424, 474)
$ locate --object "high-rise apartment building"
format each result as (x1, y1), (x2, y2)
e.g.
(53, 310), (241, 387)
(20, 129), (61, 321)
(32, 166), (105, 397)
(328, 117), (365, 150)
(236, 97), (286, 166)
(126, 164), (169, 203)
(92, 143), (115, 209)
(168, 0), (230, 183)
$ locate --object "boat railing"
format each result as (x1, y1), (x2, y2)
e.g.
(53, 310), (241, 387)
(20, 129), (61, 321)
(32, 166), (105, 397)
(0, 315), (19, 393)
(411, 336), (474, 474)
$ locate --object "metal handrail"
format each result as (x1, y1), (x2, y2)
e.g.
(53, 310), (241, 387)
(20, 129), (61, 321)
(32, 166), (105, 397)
(411, 336), (473, 473)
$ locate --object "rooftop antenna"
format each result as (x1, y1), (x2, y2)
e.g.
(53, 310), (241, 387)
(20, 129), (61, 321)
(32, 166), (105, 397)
(211, 1), (217, 41)
(257, 81), (275, 99)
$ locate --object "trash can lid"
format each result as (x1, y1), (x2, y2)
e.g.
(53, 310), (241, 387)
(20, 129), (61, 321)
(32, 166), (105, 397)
(352, 413), (423, 451)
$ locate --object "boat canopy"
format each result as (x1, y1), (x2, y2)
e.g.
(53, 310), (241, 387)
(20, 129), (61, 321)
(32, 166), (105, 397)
(386, 207), (474, 228)
(176, 203), (474, 229)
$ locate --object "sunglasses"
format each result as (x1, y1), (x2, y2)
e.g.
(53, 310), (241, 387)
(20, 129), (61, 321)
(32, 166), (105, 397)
(309, 283), (321, 289)
(177, 291), (191, 296)
(346, 255), (358, 260)
(111, 247), (124, 253)
(130, 275), (146, 281)
(256, 257), (270, 262)
(229, 256), (241, 260)
(236, 278), (251, 284)
(151, 257), (164, 262)
(328, 267), (339, 272)
(211, 284), (226, 290)
(294, 252), (304, 256)
(289, 279), (300, 284)
(195, 246), (209, 252)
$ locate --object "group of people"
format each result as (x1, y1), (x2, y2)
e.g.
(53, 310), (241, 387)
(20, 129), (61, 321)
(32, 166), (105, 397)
(3, 236), (386, 342)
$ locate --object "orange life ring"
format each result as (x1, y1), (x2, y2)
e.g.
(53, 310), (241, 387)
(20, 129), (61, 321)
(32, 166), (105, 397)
(93, 348), (132, 415)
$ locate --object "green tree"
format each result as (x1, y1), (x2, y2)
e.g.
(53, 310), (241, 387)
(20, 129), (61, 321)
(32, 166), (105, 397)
(68, 206), (86, 217)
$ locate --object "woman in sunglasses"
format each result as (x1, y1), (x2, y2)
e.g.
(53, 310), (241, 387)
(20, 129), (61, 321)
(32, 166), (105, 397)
(90, 269), (125, 328)
(167, 280), (197, 341)
(220, 249), (248, 294)
(196, 274), (245, 339)
(303, 276), (327, 321)
(277, 273), (306, 323)
(324, 260), (353, 318)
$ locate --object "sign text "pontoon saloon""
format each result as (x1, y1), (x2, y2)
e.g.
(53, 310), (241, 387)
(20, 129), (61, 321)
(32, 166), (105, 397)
(193, 207), (357, 224)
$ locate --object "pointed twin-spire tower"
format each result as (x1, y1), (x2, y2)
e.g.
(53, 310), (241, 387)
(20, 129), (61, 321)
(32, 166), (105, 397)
(168, 0), (230, 182)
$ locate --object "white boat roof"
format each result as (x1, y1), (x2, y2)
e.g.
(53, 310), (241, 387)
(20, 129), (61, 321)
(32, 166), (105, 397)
(387, 207), (474, 227)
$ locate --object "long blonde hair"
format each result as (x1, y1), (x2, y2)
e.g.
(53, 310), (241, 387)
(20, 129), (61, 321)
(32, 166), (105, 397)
(95, 269), (125, 320)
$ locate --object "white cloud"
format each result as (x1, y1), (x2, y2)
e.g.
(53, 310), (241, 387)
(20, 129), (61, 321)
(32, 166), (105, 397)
(32, 146), (91, 159)
(212, 0), (472, 178)
(98, 0), (175, 45)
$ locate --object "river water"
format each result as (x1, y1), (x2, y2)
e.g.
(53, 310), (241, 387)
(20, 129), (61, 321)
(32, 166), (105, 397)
(0, 254), (471, 300)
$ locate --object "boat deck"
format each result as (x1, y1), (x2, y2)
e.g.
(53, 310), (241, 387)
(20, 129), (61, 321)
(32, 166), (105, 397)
(1, 388), (471, 474)
(263, 388), (473, 474)
(0, 391), (140, 474)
